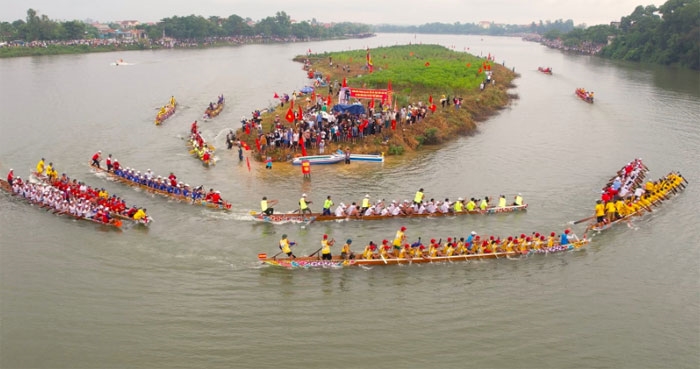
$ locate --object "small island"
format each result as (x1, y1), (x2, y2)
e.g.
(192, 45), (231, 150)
(238, 44), (517, 162)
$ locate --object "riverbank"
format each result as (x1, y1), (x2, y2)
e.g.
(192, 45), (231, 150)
(0, 34), (376, 59)
(239, 44), (517, 162)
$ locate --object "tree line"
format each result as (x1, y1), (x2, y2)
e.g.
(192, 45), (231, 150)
(0, 9), (372, 43)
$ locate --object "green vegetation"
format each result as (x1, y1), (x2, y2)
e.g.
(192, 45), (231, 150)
(242, 44), (515, 161)
(138, 11), (371, 40)
(376, 19), (576, 36)
(601, 0), (700, 70)
(0, 9), (371, 44)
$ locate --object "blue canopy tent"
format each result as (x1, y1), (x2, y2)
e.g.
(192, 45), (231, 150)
(299, 86), (314, 94)
(331, 104), (366, 115)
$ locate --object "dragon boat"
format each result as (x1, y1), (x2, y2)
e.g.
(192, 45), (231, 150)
(537, 67), (552, 75)
(90, 164), (232, 210)
(258, 238), (589, 269)
(586, 171), (686, 232)
(1, 179), (123, 229)
(250, 204), (528, 223)
(155, 102), (177, 125)
(203, 100), (225, 119)
(575, 88), (594, 103)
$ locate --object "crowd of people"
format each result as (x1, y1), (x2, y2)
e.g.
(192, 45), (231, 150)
(276, 227), (584, 261)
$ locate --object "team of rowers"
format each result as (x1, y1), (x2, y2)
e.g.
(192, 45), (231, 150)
(8, 167), (149, 225)
(89, 154), (227, 205)
(155, 96), (177, 124)
(277, 226), (584, 261)
(189, 121), (215, 164)
(575, 88), (594, 102)
(590, 170), (686, 231)
(262, 189), (524, 217)
(203, 95), (225, 119)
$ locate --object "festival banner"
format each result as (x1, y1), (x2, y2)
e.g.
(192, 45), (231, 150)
(349, 88), (392, 101)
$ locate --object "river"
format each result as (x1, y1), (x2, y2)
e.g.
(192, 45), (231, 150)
(1, 34), (699, 369)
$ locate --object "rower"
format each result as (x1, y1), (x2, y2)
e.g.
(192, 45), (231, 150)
(279, 234), (296, 258)
(498, 195), (507, 208)
(340, 239), (355, 260)
(170, 96), (176, 106)
(299, 193), (313, 215)
(466, 198), (476, 212)
(320, 234), (334, 260)
(7, 169), (14, 185)
(392, 226), (406, 256)
(560, 229), (572, 246)
(513, 193), (523, 206)
(36, 158), (46, 175)
(362, 242), (377, 260)
(595, 200), (605, 225)
(91, 151), (102, 168)
(133, 208), (148, 222)
(261, 196), (277, 215)
(413, 188), (424, 206)
(360, 194), (370, 214)
(398, 244), (411, 259)
(479, 197), (489, 210)
(453, 197), (464, 212)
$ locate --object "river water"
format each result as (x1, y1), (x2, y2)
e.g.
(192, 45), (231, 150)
(1, 34), (699, 369)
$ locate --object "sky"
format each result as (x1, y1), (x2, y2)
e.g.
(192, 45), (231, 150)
(3, 0), (661, 26)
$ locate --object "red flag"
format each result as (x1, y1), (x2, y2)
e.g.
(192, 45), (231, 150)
(477, 67), (482, 74)
(246, 157), (251, 172)
(299, 135), (307, 156)
(326, 95), (331, 106)
(245, 124), (251, 135)
(255, 137), (261, 152)
(342, 77), (347, 88)
(285, 107), (294, 123)
(387, 80), (392, 91)
(307, 48), (311, 53)
(430, 104), (436, 112)
(391, 119), (396, 130)
(241, 141), (250, 151)
(311, 91), (316, 101)
(429, 95), (433, 104)
(273, 92), (279, 98)
(298, 105), (303, 120)
(425, 62), (430, 67)
(369, 99), (374, 109)
(466, 63), (471, 67)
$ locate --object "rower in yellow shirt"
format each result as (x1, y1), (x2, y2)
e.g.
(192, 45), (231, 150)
(133, 208), (148, 221)
(36, 158), (45, 175)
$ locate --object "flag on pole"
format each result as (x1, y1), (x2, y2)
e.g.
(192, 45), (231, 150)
(273, 92), (279, 98)
(429, 95), (433, 104)
(326, 95), (331, 106)
(255, 137), (261, 152)
(298, 105), (303, 121)
(240, 141), (251, 150)
(246, 157), (251, 172)
(342, 77), (347, 88)
(285, 107), (294, 123)
(425, 62), (430, 67)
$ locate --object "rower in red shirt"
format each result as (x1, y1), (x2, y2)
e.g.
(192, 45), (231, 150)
(91, 150), (102, 168)
(112, 159), (120, 171)
(210, 190), (222, 204)
(7, 169), (14, 185)
(191, 120), (198, 135)
(202, 151), (211, 163)
(168, 172), (177, 186)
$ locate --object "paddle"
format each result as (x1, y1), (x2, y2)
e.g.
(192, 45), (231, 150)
(272, 241), (296, 259)
(571, 215), (595, 225)
(309, 238), (332, 258)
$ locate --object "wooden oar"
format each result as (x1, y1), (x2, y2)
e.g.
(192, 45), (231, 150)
(308, 247), (322, 258)
(571, 215), (595, 225)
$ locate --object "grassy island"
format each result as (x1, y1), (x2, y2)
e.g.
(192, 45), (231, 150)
(239, 44), (517, 162)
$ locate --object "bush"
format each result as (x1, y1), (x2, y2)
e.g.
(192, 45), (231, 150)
(388, 145), (404, 155)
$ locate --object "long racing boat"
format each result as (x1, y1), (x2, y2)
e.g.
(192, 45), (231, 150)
(258, 238), (589, 269)
(1, 179), (123, 229)
(90, 164), (232, 210)
(250, 203), (528, 223)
